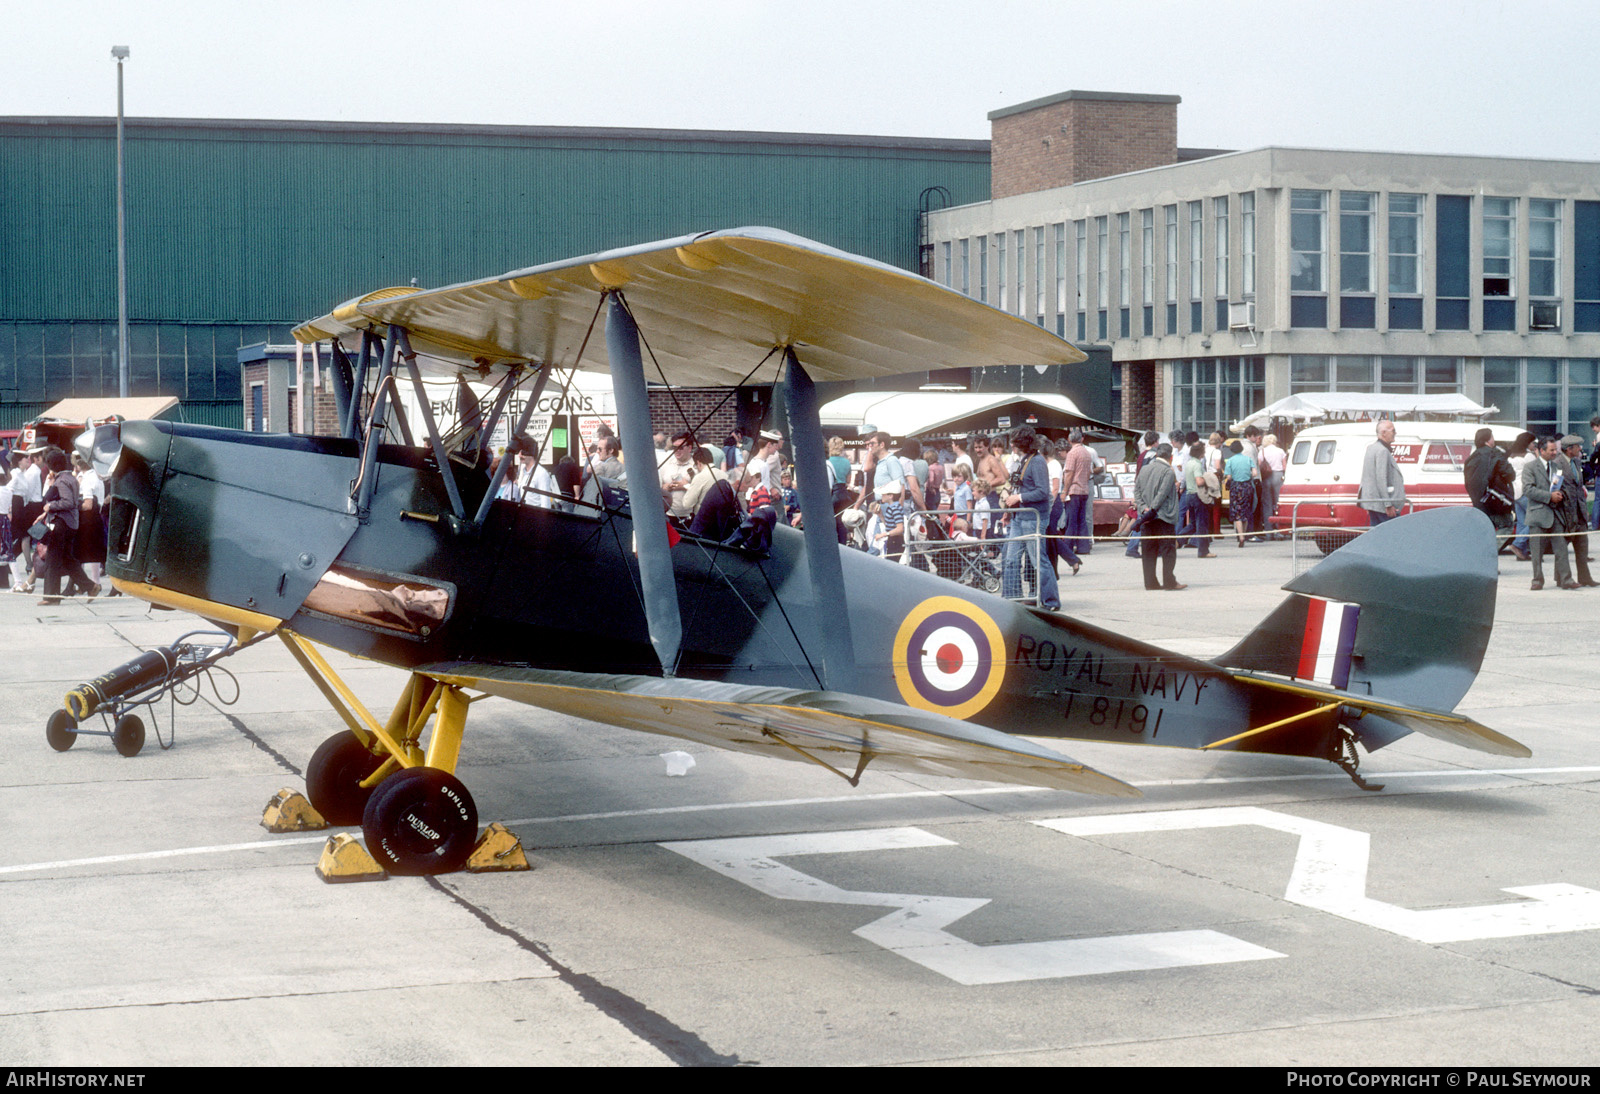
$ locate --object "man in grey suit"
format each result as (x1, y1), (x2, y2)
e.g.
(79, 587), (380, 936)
(1557, 435), (1598, 587)
(1359, 419), (1407, 526)
(1522, 436), (1575, 590)
(1134, 442), (1185, 591)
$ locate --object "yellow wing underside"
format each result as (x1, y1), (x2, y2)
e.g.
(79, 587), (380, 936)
(422, 664), (1139, 797)
(1228, 672), (1531, 758)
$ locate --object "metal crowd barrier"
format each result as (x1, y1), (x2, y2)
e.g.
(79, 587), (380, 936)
(1285, 497), (1419, 575)
(877, 509), (1048, 603)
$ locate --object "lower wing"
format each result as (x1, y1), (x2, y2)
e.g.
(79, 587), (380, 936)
(419, 662), (1140, 797)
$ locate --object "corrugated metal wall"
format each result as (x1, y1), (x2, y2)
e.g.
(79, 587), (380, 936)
(1, 119), (990, 324)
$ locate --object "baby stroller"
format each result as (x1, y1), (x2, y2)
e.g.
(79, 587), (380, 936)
(920, 518), (1002, 595)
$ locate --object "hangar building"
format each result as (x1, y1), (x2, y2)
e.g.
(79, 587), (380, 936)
(0, 116), (988, 430)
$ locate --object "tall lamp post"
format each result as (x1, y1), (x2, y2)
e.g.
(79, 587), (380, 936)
(112, 45), (129, 398)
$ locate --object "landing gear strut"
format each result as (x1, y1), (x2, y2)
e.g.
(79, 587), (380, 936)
(283, 634), (484, 875)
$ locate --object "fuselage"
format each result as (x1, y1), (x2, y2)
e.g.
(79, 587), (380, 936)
(107, 421), (1341, 761)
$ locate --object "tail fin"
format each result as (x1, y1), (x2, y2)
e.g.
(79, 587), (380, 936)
(1213, 508), (1501, 752)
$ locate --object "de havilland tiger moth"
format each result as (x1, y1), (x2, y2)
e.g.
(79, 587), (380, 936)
(48, 228), (1527, 875)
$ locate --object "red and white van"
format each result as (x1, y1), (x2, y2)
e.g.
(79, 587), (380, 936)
(1271, 421), (1522, 539)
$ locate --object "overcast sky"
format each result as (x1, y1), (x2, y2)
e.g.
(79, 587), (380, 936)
(8, 0), (1600, 160)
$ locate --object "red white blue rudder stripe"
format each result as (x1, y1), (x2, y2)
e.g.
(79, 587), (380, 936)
(1294, 597), (1360, 690)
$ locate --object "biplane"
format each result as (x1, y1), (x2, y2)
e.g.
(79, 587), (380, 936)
(61, 228), (1527, 875)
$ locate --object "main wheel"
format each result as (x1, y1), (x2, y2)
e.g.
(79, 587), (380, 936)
(361, 767), (478, 876)
(112, 714), (145, 757)
(306, 731), (388, 826)
(45, 709), (77, 752)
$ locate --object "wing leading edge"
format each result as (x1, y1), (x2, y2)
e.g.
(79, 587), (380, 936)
(419, 662), (1139, 797)
(293, 227), (1086, 388)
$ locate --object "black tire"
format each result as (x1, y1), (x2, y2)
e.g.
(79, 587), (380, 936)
(46, 709), (77, 752)
(1312, 529), (1359, 556)
(113, 714), (145, 757)
(362, 767), (478, 876)
(306, 731), (387, 826)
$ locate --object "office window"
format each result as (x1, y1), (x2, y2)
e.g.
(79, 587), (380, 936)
(1291, 190), (1328, 292)
(1380, 357), (1417, 393)
(1053, 223), (1067, 334)
(1292, 355), (1461, 395)
(1117, 214), (1130, 307)
(940, 241), (951, 287)
(1530, 199), (1561, 299)
(1389, 194), (1422, 295)
(1117, 213), (1131, 337)
(996, 233), (1007, 312)
(1165, 205), (1178, 333)
(1141, 209), (1155, 336)
(1214, 196), (1230, 301)
(1338, 192), (1377, 328)
(1097, 215), (1109, 340)
(1171, 356), (1266, 435)
(1240, 192), (1256, 299)
(1340, 192), (1374, 293)
(1141, 209), (1155, 303)
(1484, 197), (1517, 331)
(1076, 220), (1088, 341)
(1189, 201), (1203, 332)
(1035, 226), (1046, 323)
(960, 238), (970, 296)
(1097, 216), (1109, 311)
(1388, 194), (1424, 330)
(978, 237), (988, 304)
(1486, 358), (1600, 439)
(1188, 201), (1203, 301)
(1483, 198), (1516, 297)
(1014, 228), (1026, 317)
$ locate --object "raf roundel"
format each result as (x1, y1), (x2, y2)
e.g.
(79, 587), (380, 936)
(892, 596), (1007, 721)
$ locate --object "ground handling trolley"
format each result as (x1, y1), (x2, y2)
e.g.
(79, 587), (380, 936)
(46, 629), (257, 756)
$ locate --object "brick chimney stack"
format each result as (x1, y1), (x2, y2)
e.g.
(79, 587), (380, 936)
(988, 90), (1180, 199)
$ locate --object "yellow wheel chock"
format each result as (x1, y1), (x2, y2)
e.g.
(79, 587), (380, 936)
(466, 822), (531, 873)
(316, 833), (388, 883)
(261, 788), (328, 832)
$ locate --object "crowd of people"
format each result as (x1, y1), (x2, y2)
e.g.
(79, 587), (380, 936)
(15, 408), (1582, 612)
(1465, 418), (1600, 590)
(1120, 425), (1288, 592)
(2, 441), (110, 605)
(476, 417), (1309, 607)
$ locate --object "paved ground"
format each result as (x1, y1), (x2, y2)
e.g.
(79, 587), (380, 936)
(4, 537), (1599, 1067)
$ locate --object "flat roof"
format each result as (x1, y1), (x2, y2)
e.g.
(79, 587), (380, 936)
(988, 89), (1181, 121)
(0, 115), (991, 154)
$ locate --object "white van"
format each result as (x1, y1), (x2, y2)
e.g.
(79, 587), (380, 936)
(1272, 421), (1523, 541)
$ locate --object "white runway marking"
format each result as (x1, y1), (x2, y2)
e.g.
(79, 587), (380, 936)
(661, 827), (1282, 984)
(1, 764), (1596, 877)
(1042, 806), (1600, 944)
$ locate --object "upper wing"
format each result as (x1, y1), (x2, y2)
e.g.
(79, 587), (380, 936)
(293, 227), (1086, 387)
(420, 662), (1138, 797)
